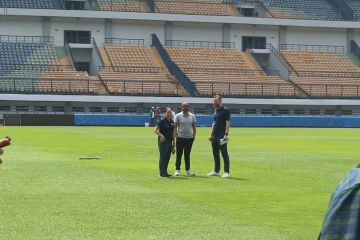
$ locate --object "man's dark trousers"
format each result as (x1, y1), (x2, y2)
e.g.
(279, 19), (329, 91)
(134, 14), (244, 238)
(175, 137), (194, 171)
(158, 140), (172, 176)
(211, 137), (230, 173)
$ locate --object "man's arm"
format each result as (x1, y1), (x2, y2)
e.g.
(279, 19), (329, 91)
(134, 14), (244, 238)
(208, 122), (215, 141)
(224, 120), (230, 140)
(192, 115), (197, 140)
(154, 125), (165, 142)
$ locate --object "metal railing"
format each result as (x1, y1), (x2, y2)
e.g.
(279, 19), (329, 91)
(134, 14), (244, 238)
(64, 37), (92, 45)
(296, 71), (360, 78)
(195, 81), (301, 97)
(105, 38), (144, 46)
(0, 35), (54, 44)
(268, 44), (298, 75)
(103, 80), (182, 96)
(0, 64), (75, 71)
(298, 83), (360, 98)
(99, 66), (163, 73)
(182, 67), (279, 76)
(165, 40), (235, 49)
(93, 38), (105, 66)
(0, 78), (96, 95)
(280, 44), (345, 54)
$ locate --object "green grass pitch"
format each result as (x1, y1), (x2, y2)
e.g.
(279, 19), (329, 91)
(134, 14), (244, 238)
(0, 126), (359, 239)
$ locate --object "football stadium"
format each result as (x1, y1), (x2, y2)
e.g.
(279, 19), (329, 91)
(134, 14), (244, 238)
(1, 0), (360, 239)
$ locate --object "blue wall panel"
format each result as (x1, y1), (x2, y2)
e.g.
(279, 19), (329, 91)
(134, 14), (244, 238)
(75, 114), (360, 128)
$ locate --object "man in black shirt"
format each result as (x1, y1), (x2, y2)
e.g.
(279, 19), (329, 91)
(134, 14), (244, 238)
(207, 95), (231, 178)
(154, 107), (175, 177)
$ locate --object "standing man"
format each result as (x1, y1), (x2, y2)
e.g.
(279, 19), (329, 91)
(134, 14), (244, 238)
(149, 106), (155, 127)
(207, 95), (231, 178)
(154, 107), (175, 178)
(173, 102), (196, 176)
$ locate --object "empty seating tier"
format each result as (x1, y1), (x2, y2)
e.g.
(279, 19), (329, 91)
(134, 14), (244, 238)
(0, 0), (61, 9)
(281, 48), (360, 97)
(155, 0), (237, 16)
(260, 0), (339, 20)
(0, 38), (99, 94)
(100, 43), (184, 95)
(166, 46), (302, 97)
(96, 0), (149, 12)
(345, 0), (360, 21)
(281, 50), (360, 73)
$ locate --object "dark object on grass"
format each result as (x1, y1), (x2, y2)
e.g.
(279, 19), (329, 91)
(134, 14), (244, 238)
(78, 157), (100, 160)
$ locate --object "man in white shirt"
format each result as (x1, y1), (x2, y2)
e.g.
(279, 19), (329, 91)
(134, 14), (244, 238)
(173, 102), (196, 176)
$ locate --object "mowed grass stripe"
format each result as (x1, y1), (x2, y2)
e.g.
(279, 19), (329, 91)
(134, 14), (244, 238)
(1, 127), (359, 239)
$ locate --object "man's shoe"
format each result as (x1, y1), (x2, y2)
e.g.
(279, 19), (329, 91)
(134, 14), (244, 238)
(206, 171), (220, 176)
(221, 172), (230, 178)
(166, 174), (172, 177)
(174, 170), (180, 176)
(160, 174), (169, 178)
(185, 170), (195, 176)
(0, 158), (2, 165)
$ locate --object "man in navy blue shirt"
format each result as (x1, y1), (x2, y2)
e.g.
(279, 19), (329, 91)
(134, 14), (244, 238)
(154, 107), (175, 177)
(207, 95), (231, 178)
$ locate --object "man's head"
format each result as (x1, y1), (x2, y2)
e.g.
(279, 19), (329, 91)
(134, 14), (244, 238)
(213, 95), (222, 109)
(181, 101), (190, 114)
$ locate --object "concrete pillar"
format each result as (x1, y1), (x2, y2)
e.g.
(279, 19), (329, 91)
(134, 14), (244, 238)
(165, 21), (173, 43)
(279, 26), (287, 50)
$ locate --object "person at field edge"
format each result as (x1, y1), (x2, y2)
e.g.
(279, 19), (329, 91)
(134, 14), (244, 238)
(154, 107), (161, 126)
(173, 102), (196, 176)
(149, 106), (155, 127)
(207, 95), (231, 178)
(154, 107), (175, 177)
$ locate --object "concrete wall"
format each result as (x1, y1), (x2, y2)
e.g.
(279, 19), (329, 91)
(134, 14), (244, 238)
(0, 16), (43, 36)
(230, 24), (279, 51)
(112, 20), (165, 46)
(286, 27), (347, 47)
(172, 22), (223, 42)
(50, 18), (105, 46)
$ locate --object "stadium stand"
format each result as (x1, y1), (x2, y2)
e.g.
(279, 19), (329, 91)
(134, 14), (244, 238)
(281, 44), (360, 97)
(0, 0), (62, 9)
(96, 0), (149, 12)
(154, 0), (239, 16)
(0, 36), (98, 94)
(166, 41), (303, 97)
(260, 0), (340, 20)
(345, 0), (360, 20)
(98, 39), (184, 95)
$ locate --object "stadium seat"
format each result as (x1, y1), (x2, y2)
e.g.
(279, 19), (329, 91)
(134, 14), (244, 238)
(99, 43), (185, 95)
(260, 0), (340, 20)
(166, 45), (302, 97)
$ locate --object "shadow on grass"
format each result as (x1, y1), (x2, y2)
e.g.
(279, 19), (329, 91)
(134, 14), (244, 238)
(224, 177), (248, 181)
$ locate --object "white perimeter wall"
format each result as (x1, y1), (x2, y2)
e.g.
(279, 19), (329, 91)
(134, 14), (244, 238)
(230, 24), (279, 51)
(0, 17), (43, 36)
(0, 16), (354, 51)
(286, 27), (347, 47)
(50, 18), (105, 46)
(172, 22), (223, 42)
(112, 20), (165, 47)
